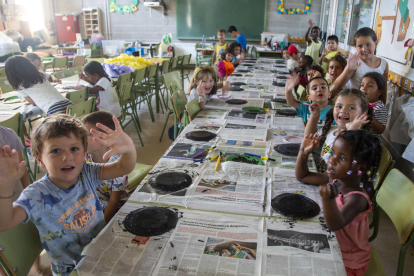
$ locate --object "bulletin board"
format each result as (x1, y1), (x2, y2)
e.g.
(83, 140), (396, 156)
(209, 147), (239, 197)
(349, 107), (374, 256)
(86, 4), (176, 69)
(375, 0), (414, 64)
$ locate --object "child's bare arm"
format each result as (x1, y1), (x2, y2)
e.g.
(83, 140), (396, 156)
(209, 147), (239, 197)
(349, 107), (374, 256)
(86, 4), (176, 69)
(305, 19), (313, 43)
(89, 85), (103, 95)
(18, 152), (29, 188)
(285, 74), (300, 109)
(0, 145), (28, 232)
(371, 118), (385, 134)
(24, 96), (36, 106)
(319, 185), (368, 231)
(103, 191), (122, 223)
(304, 103), (321, 136)
(331, 53), (360, 97)
(90, 118), (136, 180)
(295, 134), (329, 185)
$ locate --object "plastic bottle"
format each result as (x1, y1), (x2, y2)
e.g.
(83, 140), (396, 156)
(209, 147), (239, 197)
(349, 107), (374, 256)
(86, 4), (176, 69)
(79, 40), (84, 56)
(135, 40), (140, 52)
(27, 46), (33, 53)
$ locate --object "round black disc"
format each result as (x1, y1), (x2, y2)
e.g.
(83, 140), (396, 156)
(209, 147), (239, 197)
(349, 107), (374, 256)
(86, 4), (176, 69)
(273, 64), (285, 68)
(274, 143), (301, 157)
(271, 193), (320, 219)
(272, 82), (286, 87)
(149, 172), (192, 192)
(230, 87), (244, 91)
(124, 207), (178, 236)
(231, 82), (247, 86)
(276, 109), (297, 116)
(237, 69), (251, 73)
(185, 131), (217, 141)
(232, 74), (243, 76)
(271, 98), (287, 103)
(226, 99), (248, 105)
(276, 76), (289, 80)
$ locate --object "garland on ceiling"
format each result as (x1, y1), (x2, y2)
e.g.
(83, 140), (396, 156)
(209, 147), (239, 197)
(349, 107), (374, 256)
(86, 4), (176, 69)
(278, 0), (311, 15)
(109, 0), (138, 14)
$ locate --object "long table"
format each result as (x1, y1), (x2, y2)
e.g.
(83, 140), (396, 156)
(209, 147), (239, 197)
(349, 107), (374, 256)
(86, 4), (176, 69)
(75, 58), (347, 276)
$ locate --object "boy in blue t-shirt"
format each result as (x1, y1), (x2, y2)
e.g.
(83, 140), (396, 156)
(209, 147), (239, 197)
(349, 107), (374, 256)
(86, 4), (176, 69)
(285, 75), (332, 128)
(228, 26), (247, 51)
(0, 114), (136, 276)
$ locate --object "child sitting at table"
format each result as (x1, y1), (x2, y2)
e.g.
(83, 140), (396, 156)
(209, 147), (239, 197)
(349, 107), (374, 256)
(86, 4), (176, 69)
(81, 111), (130, 223)
(0, 114), (136, 276)
(282, 46), (289, 61)
(328, 55), (347, 87)
(298, 55), (313, 85)
(77, 61), (122, 118)
(305, 19), (322, 65)
(228, 42), (245, 68)
(319, 35), (339, 73)
(24, 53), (61, 83)
(212, 29), (228, 65)
(306, 64), (325, 82)
(285, 75), (333, 128)
(287, 45), (301, 73)
(217, 50), (235, 79)
(295, 129), (381, 275)
(187, 66), (218, 109)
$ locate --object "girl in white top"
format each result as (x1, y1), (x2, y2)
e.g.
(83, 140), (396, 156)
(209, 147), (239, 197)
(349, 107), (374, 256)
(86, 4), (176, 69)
(78, 61), (121, 118)
(187, 66), (219, 109)
(305, 89), (373, 169)
(331, 28), (388, 98)
(5, 56), (73, 116)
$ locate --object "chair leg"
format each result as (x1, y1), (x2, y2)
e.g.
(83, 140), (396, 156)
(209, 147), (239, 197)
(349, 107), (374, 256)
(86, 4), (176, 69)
(159, 110), (173, 142)
(145, 95), (155, 122)
(131, 105), (142, 132)
(397, 241), (413, 276)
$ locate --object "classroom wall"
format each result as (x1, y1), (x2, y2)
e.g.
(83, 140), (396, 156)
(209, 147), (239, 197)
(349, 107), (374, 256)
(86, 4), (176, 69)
(49, 0), (322, 42)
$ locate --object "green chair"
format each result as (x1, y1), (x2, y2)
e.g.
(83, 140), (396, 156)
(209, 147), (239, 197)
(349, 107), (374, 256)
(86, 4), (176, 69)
(369, 169), (414, 276)
(0, 221), (43, 276)
(365, 245), (386, 276)
(53, 68), (73, 79)
(369, 146), (395, 240)
(69, 65), (84, 76)
(126, 162), (154, 193)
(195, 43), (213, 67)
(51, 57), (68, 72)
(0, 113), (37, 183)
(158, 60), (171, 109)
(185, 98), (201, 121)
(0, 68), (6, 78)
(116, 72), (133, 97)
(169, 88), (190, 140)
(132, 67), (155, 122)
(65, 87), (89, 105)
(66, 97), (96, 119)
(180, 54), (192, 83)
(169, 56), (179, 73)
(159, 71), (184, 141)
(159, 60), (170, 75)
(90, 43), (103, 58)
(119, 80), (144, 146)
(146, 63), (164, 113)
(0, 78), (13, 94)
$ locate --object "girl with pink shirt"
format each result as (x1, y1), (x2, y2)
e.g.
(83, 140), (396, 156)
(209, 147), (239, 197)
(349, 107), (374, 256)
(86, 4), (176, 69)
(296, 129), (381, 275)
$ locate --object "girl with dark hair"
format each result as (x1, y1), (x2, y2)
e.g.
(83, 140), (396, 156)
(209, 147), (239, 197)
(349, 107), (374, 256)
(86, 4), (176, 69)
(5, 56), (73, 117)
(77, 61), (121, 118)
(328, 55), (347, 87)
(217, 50), (235, 79)
(296, 129), (381, 275)
(304, 88), (373, 167)
(359, 72), (388, 141)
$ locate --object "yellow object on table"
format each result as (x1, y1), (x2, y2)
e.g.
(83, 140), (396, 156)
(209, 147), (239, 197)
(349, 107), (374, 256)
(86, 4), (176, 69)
(103, 54), (170, 69)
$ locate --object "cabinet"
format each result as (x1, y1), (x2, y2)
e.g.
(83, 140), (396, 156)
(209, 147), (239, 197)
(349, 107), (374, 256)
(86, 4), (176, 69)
(55, 14), (80, 43)
(83, 8), (103, 38)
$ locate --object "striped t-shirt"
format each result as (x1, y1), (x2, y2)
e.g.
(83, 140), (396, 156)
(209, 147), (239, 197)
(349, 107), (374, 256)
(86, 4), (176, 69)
(373, 101), (388, 143)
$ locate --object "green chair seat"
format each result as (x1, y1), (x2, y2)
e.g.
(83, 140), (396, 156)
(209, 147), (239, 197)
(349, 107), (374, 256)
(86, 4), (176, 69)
(65, 87), (89, 105)
(0, 78), (14, 94)
(66, 97), (96, 119)
(185, 99), (201, 121)
(365, 245), (386, 276)
(127, 163), (154, 193)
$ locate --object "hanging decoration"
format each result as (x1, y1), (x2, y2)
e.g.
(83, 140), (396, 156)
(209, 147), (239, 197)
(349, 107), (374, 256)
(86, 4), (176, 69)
(109, 0), (138, 14)
(278, 0), (311, 15)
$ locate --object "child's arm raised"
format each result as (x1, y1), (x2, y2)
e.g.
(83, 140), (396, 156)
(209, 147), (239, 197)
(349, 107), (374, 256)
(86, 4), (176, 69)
(90, 117), (136, 180)
(331, 53), (360, 97)
(319, 48), (328, 65)
(304, 103), (321, 136)
(319, 184), (368, 231)
(285, 74), (300, 109)
(295, 134), (329, 185)
(0, 145), (29, 232)
(305, 19), (313, 44)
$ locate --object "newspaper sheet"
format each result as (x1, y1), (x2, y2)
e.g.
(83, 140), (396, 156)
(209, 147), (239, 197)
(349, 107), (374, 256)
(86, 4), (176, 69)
(128, 158), (205, 205)
(227, 109), (273, 125)
(269, 127), (304, 144)
(77, 203), (173, 276)
(272, 102), (296, 112)
(260, 92), (275, 102)
(205, 98), (265, 110)
(269, 143), (316, 171)
(229, 91), (261, 99)
(266, 170), (322, 221)
(241, 84), (270, 91)
(176, 120), (225, 142)
(273, 116), (304, 126)
(184, 162), (268, 215)
(262, 219), (346, 276)
(194, 110), (228, 120)
(152, 210), (264, 276)
(220, 122), (268, 141)
(163, 138), (216, 161)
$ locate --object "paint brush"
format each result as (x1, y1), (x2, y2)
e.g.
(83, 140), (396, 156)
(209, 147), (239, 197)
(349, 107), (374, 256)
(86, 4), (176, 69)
(215, 152), (222, 171)
(244, 152), (275, 162)
(192, 146), (216, 159)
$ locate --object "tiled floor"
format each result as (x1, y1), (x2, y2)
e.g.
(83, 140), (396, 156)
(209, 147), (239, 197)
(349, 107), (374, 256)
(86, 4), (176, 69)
(33, 72), (414, 275)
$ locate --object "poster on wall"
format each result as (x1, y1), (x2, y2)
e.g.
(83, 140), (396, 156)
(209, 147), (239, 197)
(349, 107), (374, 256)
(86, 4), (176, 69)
(376, 0), (414, 64)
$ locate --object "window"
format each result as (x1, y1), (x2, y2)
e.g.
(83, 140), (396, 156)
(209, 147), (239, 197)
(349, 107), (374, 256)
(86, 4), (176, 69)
(334, 0), (353, 43)
(348, 0), (376, 45)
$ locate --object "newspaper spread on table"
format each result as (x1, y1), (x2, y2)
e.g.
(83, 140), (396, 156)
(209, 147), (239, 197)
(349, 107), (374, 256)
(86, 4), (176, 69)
(226, 109), (273, 125)
(262, 219), (346, 276)
(220, 121), (269, 141)
(193, 109), (228, 120)
(205, 98), (265, 110)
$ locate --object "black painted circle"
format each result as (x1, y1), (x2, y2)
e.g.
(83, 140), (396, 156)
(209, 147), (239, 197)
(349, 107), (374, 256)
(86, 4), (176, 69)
(226, 99), (248, 105)
(232, 74), (243, 76)
(276, 76), (289, 80)
(231, 82), (247, 86)
(124, 207), (178, 236)
(149, 172), (192, 192)
(276, 109), (297, 116)
(271, 193), (320, 219)
(271, 98), (287, 103)
(185, 131), (217, 141)
(274, 143), (301, 157)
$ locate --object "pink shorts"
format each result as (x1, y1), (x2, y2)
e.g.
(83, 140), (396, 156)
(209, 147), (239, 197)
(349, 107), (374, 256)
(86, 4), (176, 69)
(345, 265), (368, 276)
